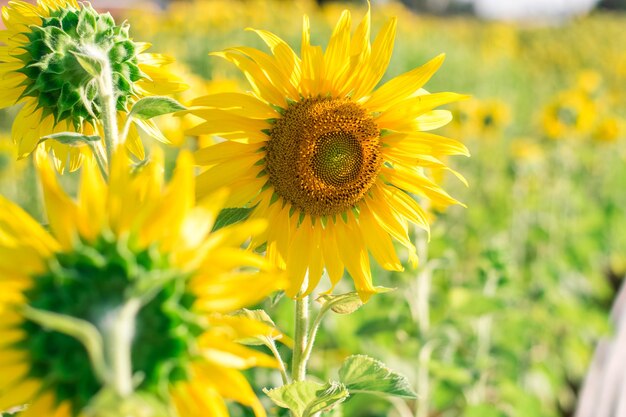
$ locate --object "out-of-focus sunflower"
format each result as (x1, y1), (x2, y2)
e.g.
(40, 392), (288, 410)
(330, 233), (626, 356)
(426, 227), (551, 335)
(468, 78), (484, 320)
(0, 0), (185, 172)
(542, 90), (596, 140)
(592, 116), (622, 143)
(0, 149), (283, 416)
(474, 99), (511, 137)
(188, 6), (468, 301)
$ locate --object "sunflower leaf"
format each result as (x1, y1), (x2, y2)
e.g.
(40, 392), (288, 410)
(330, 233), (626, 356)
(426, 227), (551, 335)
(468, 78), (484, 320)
(39, 131), (101, 147)
(129, 96), (186, 120)
(264, 381), (349, 417)
(338, 355), (417, 399)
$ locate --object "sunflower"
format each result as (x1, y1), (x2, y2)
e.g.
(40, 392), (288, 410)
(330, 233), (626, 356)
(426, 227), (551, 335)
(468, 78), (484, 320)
(0, 0), (185, 172)
(542, 89), (597, 140)
(0, 149), (283, 416)
(188, 7), (468, 301)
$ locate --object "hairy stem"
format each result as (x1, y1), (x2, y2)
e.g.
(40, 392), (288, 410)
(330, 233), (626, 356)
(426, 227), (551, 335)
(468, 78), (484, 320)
(267, 339), (290, 385)
(292, 296), (310, 382)
(95, 51), (119, 162)
(105, 299), (141, 397)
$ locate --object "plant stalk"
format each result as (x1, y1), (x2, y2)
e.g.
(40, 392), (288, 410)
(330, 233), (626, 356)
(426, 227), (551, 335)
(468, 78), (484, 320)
(291, 295), (310, 382)
(95, 52), (119, 162)
(106, 298), (141, 397)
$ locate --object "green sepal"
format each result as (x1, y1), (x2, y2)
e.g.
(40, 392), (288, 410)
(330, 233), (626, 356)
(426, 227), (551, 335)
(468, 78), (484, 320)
(211, 207), (254, 232)
(71, 50), (104, 78)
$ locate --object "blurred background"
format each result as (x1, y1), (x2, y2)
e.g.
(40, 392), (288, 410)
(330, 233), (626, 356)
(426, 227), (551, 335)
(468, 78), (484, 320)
(1, 0), (625, 416)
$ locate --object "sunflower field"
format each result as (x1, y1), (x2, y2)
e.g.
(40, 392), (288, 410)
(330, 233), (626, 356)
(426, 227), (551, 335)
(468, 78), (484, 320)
(0, 0), (625, 417)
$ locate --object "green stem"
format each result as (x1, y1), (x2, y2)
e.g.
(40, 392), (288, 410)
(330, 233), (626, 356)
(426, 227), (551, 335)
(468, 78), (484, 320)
(300, 303), (328, 379)
(95, 53), (119, 162)
(119, 113), (134, 145)
(291, 296), (310, 382)
(105, 298), (141, 397)
(89, 141), (109, 180)
(22, 306), (108, 385)
(267, 339), (290, 386)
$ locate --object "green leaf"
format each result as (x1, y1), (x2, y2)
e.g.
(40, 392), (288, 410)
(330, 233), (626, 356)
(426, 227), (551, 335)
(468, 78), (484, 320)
(264, 381), (349, 417)
(211, 207), (254, 231)
(338, 355), (417, 399)
(317, 287), (393, 315)
(129, 96), (186, 120)
(39, 131), (101, 147)
(70, 50), (103, 77)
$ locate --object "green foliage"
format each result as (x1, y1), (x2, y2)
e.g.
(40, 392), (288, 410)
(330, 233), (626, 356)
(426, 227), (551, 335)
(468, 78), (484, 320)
(338, 355), (417, 399)
(38, 131), (101, 147)
(129, 97), (186, 120)
(264, 381), (349, 417)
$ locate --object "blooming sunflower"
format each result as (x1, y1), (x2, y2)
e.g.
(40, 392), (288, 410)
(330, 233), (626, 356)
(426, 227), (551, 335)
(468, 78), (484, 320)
(0, 0), (185, 172)
(0, 149), (283, 416)
(188, 7), (468, 301)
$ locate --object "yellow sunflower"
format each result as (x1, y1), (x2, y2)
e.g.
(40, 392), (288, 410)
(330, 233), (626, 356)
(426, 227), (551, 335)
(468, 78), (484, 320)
(542, 89), (597, 140)
(188, 7), (468, 301)
(0, 149), (283, 416)
(0, 0), (185, 172)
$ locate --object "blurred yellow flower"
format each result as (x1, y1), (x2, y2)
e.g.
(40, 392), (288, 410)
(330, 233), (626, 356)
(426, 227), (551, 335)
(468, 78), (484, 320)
(0, 0), (185, 172)
(542, 90), (596, 139)
(592, 116), (622, 143)
(0, 149), (283, 416)
(189, 6), (467, 301)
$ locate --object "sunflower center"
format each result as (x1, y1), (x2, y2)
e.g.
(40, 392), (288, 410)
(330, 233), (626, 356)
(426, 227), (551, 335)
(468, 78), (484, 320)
(267, 97), (382, 217)
(18, 5), (143, 128)
(20, 233), (199, 416)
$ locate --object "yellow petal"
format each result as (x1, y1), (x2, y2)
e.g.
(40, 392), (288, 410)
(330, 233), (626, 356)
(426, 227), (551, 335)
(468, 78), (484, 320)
(365, 54), (445, 111)
(0, 378), (41, 411)
(334, 213), (375, 301)
(324, 10), (351, 91)
(376, 92), (469, 129)
(352, 16), (397, 101)
(190, 93), (278, 118)
(195, 140), (261, 166)
(37, 149), (79, 249)
(358, 203), (403, 271)
(194, 363), (267, 417)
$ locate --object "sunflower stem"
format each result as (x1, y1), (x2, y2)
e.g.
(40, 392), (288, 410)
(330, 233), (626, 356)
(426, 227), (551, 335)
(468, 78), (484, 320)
(105, 298), (141, 397)
(92, 48), (120, 163)
(292, 295), (310, 382)
(89, 141), (109, 180)
(300, 302), (328, 379)
(267, 339), (290, 385)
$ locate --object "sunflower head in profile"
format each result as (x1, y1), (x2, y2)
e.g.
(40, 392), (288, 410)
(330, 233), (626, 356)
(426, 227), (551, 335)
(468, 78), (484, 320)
(0, 149), (283, 417)
(0, 0), (185, 172)
(188, 6), (469, 301)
